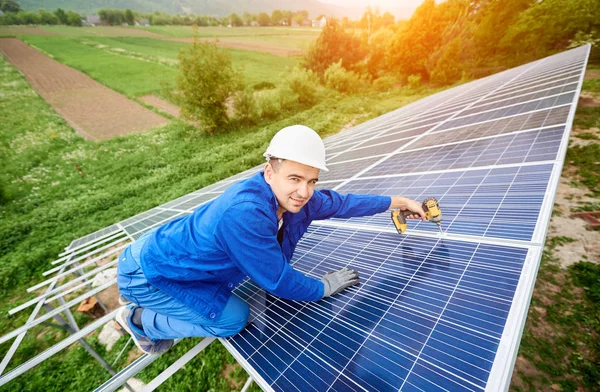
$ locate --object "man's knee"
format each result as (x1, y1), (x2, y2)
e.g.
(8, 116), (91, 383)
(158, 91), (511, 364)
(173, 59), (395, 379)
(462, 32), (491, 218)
(210, 300), (250, 338)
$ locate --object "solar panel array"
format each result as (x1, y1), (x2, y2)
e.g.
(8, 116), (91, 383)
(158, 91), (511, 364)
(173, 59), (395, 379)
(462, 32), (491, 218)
(3, 45), (587, 391)
(218, 45), (589, 392)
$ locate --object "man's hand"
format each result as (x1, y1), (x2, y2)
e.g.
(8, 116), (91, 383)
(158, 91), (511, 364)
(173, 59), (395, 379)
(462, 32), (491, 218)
(389, 196), (426, 221)
(322, 268), (359, 297)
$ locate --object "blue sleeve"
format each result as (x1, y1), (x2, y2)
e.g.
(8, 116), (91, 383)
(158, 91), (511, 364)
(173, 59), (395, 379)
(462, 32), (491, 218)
(310, 189), (391, 220)
(215, 202), (324, 301)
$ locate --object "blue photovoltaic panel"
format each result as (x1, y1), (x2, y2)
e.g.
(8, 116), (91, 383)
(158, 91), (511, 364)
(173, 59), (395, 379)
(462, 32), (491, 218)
(221, 45), (590, 392)
(56, 45), (587, 391)
(332, 164), (553, 241)
(225, 226), (529, 391)
(362, 126), (563, 177)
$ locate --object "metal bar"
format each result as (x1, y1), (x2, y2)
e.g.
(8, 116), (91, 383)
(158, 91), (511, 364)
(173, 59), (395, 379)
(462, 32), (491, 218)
(56, 231), (126, 263)
(43, 240), (128, 276)
(28, 244), (127, 292)
(240, 377), (254, 392)
(141, 338), (215, 392)
(0, 264), (67, 376)
(0, 279), (116, 345)
(94, 340), (182, 392)
(0, 310), (118, 387)
(111, 338), (132, 367)
(9, 260), (118, 316)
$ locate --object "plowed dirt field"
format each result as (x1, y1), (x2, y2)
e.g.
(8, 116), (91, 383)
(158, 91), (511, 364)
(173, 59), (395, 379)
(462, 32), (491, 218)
(0, 38), (169, 140)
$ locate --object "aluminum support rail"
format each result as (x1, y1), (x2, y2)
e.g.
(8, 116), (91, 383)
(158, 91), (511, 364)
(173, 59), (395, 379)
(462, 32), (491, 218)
(0, 279), (116, 345)
(94, 340), (181, 392)
(0, 310), (118, 387)
(141, 338), (216, 392)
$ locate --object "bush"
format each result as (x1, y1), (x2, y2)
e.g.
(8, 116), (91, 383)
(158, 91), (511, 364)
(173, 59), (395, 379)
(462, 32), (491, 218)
(177, 36), (243, 134)
(277, 85), (299, 111)
(407, 74), (422, 89)
(324, 60), (362, 93)
(256, 90), (281, 119)
(252, 81), (276, 91)
(284, 66), (320, 105)
(233, 88), (259, 125)
(372, 75), (397, 92)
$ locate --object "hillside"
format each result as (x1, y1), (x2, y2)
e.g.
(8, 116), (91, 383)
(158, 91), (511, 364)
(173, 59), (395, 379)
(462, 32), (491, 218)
(17, 0), (415, 19)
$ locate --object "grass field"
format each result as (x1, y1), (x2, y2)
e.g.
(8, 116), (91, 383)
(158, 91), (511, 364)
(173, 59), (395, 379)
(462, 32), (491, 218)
(1, 24), (599, 391)
(139, 25), (320, 38)
(0, 37), (436, 389)
(21, 35), (299, 95)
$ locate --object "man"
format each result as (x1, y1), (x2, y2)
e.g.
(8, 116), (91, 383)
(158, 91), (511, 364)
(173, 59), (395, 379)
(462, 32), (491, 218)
(116, 125), (425, 354)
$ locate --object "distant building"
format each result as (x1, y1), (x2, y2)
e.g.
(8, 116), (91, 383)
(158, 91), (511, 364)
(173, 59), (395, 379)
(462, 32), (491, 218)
(0, 10), (4, 16)
(250, 21), (260, 27)
(291, 20), (300, 27)
(312, 16), (327, 28)
(86, 15), (102, 26)
(138, 19), (150, 26)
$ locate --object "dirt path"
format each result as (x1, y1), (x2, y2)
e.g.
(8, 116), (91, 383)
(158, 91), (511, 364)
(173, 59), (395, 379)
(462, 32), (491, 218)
(0, 38), (169, 140)
(164, 37), (303, 57)
(139, 94), (181, 117)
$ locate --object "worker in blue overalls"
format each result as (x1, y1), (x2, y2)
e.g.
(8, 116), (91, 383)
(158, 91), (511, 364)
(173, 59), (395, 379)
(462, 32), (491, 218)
(116, 125), (426, 354)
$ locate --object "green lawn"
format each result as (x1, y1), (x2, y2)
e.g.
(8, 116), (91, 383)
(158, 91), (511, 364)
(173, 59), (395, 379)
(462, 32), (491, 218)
(22, 36), (299, 94)
(0, 48), (433, 390)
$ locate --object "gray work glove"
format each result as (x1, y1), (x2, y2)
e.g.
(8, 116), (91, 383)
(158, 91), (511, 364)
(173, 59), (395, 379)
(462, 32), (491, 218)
(321, 267), (360, 297)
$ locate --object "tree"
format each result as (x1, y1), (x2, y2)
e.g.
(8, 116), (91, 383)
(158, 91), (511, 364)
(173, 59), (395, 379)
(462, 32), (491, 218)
(229, 12), (243, 27)
(54, 8), (67, 24)
(66, 11), (82, 26)
(0, 0), (21, 13)
(501, 0), (600, 60)
(271, 9), (283, 25)
(39, 10), (58, 25)
(242, 12), (252, 26)
(292, 10), (308, 25)
(177, 35), (243, 134)
(282, 10), (292, 26)
(125, 9), (134, 25)
(257, 12), (270, 26)
(304, 18), (366, 76)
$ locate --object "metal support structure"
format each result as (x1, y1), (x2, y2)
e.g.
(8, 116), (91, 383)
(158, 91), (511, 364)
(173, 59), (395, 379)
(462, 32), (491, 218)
(141, 338), (216, 392)
(241, 377), (254, 392)
(0, 310), (118, 387)
(0, 264), (68, 376)
(42, 304), (135, 392)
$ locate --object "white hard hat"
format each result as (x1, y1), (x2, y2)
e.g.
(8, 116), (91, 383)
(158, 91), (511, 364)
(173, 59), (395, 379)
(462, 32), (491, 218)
(264, 125), (329, 171)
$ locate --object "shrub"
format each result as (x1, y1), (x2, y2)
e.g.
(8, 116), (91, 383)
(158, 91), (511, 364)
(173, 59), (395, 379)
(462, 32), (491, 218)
(324, 60), (362, 93)
(284, 66), (320, 105)
(177, 36), (243, 134)
(233, 88), (259, 125)
(407, 74), (422, 89)
(256, 90), (281, 119)
(252, 81), (276, 91)
(372, 75), (397, 92)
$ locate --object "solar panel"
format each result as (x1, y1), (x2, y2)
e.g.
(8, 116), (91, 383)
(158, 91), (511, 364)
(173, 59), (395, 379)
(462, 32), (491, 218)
(220, 45), (590, 392)
(2, 45), (588, 391)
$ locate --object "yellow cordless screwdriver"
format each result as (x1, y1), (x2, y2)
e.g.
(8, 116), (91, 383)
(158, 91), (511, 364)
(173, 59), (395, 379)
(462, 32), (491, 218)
(391, 197), (443, 235)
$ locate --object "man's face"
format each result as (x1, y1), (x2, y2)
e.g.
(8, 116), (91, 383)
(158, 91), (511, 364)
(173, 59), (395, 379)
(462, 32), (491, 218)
(264, 159), (320, 215)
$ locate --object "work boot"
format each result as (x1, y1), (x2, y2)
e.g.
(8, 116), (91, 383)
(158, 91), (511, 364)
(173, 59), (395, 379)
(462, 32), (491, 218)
(115, 305), (173, 355)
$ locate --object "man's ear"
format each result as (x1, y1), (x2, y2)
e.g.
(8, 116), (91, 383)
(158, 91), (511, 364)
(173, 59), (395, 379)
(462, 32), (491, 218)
(264, 162), (274, 185)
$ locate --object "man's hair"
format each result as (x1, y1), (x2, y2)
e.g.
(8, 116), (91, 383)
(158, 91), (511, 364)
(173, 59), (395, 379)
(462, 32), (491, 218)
(269, 157), (285, 173)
